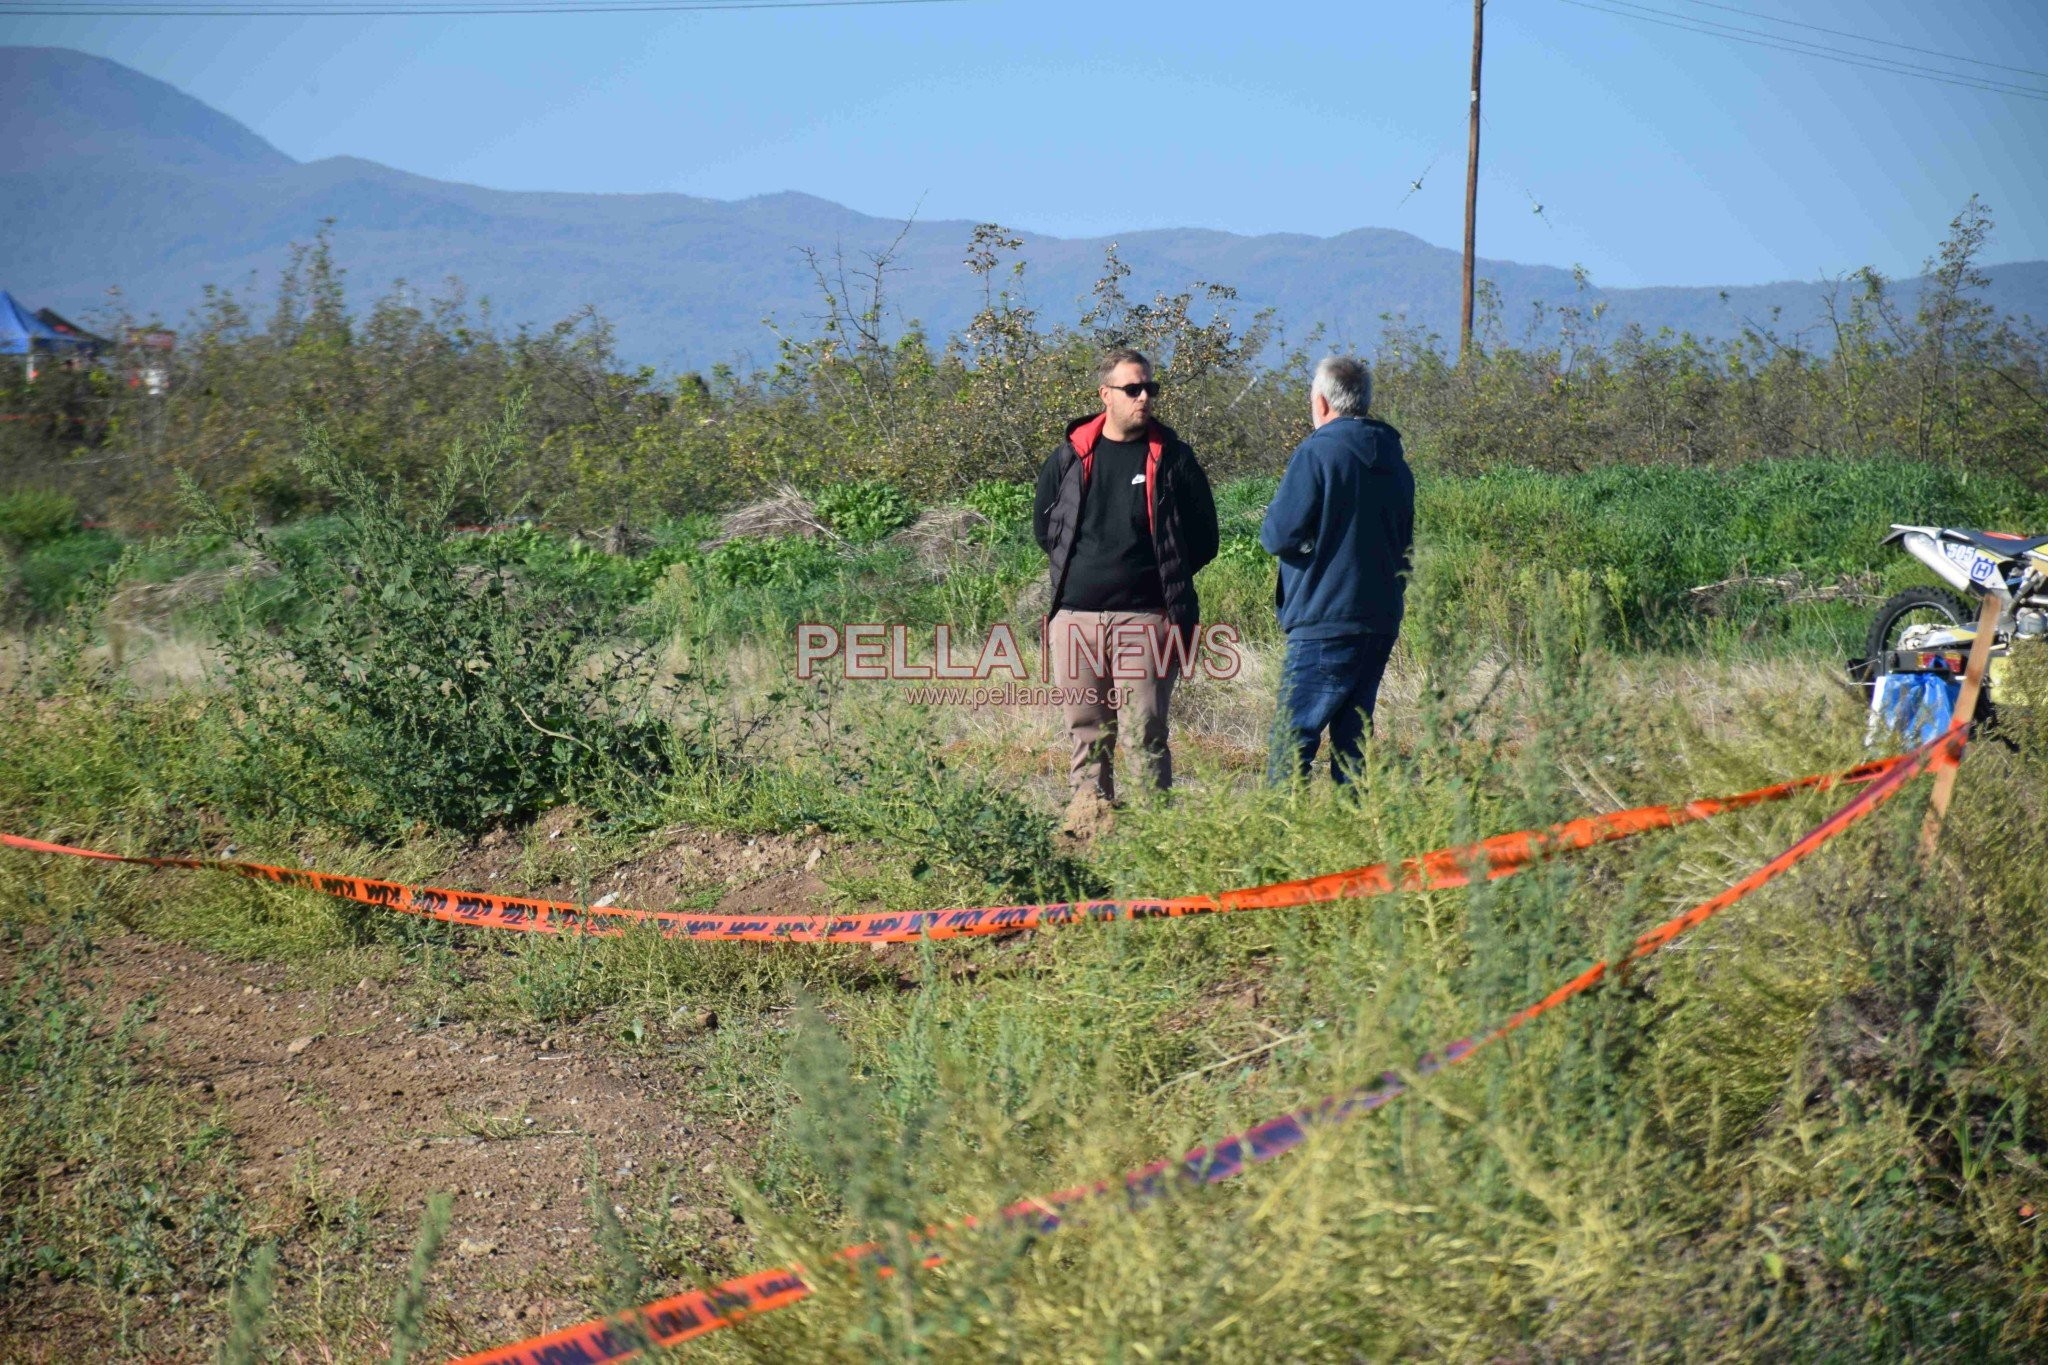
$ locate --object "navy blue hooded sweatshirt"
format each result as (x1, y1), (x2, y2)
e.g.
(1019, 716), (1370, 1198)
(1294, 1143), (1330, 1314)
(1258, 416), (1415, 638)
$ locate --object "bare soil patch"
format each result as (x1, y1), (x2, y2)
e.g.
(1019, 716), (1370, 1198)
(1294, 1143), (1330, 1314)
(440, 809), (841, 920)
(4, 930), (770, 1362)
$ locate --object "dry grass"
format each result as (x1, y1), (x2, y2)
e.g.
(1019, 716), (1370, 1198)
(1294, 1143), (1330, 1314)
(886, 506), (990, 576)
(703, 486), (838, 547)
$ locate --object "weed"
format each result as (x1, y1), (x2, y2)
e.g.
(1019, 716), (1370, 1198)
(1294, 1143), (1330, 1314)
(812, 479), (915, 544)
(508, 931), (621, 1023)
(705, 535), (840, 590)
(12, 530), (124, 620)
(962, 479), (1032, 526)
(0, 488), (81, 552)
(447, 1103), (535, 1141)
(0, 924), (267, 1356)
(215, 1243), (276, 1365)
(805, 713), (1100, 903)
(189, 403), (673, 839)
(387, 1193), (452, 1365)
(2, 317), (2043, 1361)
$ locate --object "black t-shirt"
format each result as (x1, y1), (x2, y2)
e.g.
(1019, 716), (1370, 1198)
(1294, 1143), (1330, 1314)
(1057, 435), (1165, 612)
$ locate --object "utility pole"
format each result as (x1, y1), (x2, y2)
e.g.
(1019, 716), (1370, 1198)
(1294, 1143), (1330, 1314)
(1461, 0), (1484, 364)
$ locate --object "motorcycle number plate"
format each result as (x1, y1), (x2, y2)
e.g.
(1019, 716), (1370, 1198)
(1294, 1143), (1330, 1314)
(1941, 539), (1999, 586)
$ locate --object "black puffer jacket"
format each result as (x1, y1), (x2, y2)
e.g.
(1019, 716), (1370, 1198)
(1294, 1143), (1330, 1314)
(1032, 413), (1220, 628)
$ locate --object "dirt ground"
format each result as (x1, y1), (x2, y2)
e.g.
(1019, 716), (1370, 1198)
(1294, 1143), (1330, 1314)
(0, 813), (878, 1362)
(2, 925), (774, 1363)
(441, 806), (842, 920)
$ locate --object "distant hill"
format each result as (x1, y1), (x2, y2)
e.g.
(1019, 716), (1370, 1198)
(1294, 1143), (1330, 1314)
(1, 46), (290, 176)
(5, 46), (2044, 374)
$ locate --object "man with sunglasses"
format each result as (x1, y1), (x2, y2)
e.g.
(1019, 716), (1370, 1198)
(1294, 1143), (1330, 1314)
(1034, 348), (1219, 820)
(1261, 355), (1414, 785)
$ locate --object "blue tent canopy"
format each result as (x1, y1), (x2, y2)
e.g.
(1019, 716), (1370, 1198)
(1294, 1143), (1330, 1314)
(0, 291), (90, 356)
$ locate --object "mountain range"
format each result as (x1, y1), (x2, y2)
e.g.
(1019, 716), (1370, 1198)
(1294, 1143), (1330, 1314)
(5, 46), (2044, 374)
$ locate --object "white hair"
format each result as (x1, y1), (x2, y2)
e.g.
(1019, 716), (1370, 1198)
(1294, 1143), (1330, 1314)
(1312, 355), (1371, 416)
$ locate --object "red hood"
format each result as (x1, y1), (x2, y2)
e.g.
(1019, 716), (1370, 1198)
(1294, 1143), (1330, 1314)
(1067, 413), (1168, 460)
(1065, 414), (1167, 535)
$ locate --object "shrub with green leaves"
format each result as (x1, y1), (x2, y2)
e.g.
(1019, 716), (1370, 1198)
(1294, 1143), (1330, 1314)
(14, 531), (123, 620)
(812, 478), (915, 545)
(962, 479), (1032, 526)
(1414, 456), (2046, 651)
(706, 535), (841, 589)
(496, 525), (690, 615)
(197, 406), (672, 839)
(0, 489), (80, 553)
(0, 489), (124, 622)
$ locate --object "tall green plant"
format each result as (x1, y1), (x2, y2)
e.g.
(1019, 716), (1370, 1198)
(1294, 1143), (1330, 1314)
(386, 1193), (452, 1365)
(215, 1244), (276, 1365)
(191, 400), (672, 839)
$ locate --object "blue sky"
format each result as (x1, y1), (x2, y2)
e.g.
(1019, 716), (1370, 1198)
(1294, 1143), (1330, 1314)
(8, 0), (2046, 287)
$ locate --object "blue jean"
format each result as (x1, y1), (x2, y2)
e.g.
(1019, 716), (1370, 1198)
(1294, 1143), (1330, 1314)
(1268, 632), (1397, 785)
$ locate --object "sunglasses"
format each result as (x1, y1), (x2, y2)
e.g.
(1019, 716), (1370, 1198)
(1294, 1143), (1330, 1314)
(1105, 380), (1160, 398)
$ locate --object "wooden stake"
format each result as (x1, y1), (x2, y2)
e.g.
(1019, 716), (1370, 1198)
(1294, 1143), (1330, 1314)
(1461, 0), (1484, 364)
(1919, 590), (2002, 858)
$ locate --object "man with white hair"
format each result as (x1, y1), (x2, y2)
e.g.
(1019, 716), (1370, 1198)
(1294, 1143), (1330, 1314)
(1259, 355), (1415, 784)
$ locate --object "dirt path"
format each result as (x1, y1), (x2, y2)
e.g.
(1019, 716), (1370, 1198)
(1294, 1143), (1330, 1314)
(2, 803), (973, 1359)
(9, 930), (768, 1362)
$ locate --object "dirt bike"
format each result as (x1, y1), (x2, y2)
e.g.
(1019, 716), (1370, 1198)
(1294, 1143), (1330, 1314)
(1857, 524), (2048, 706)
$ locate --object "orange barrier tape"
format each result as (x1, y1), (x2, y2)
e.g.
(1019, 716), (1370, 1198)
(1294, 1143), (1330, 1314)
(0, 751), (1904, 946)
(451, 726), (1964, 1365)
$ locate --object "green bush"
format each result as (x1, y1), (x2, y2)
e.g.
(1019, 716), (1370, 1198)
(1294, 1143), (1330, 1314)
(0, 489), (80, 552)
(1210, 474), (1277, 533)
(828, 739), (1099, 902)
(200, 408), (672, 839)
(706, 535), (841, 589)
(813, 479), (915, 544)
(0, 488), (119, 622)
(963, 479), (1032, 526)
(13, 531), (122, 620)
(496, 526), (690, 616)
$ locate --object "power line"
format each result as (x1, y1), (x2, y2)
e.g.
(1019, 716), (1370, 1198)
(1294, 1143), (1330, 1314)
(1567, 0), (2048, 101)
(1569, 0), (2048, 99)
(1583, 0), (2048, 97)
(0, 0), (967, 14)
(1557, 0), (2048, 103)
(1667, 0), (2048, 82)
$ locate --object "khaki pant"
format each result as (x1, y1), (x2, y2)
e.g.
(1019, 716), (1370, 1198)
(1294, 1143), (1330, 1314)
(1047, 609), (1180, 800)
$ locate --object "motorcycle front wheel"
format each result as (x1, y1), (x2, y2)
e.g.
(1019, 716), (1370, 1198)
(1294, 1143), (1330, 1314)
(1863, 586), (1975, 666)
